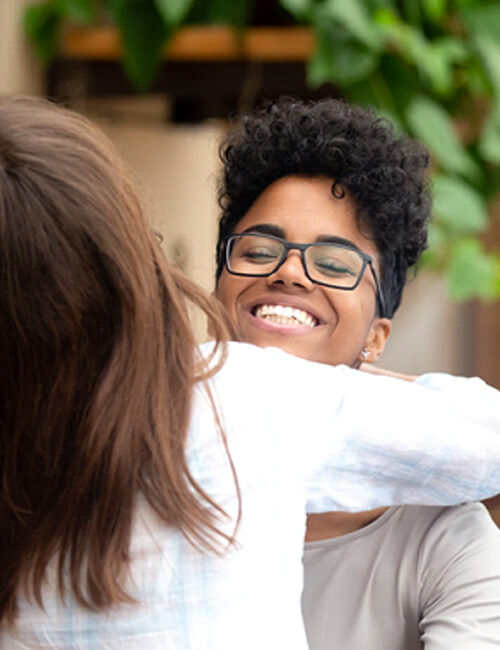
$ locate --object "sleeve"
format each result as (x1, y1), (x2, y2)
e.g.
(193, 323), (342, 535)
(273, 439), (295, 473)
(418, 503), (500, 650)
(415, 372), (500, 400)
(211, 343), (500, 513)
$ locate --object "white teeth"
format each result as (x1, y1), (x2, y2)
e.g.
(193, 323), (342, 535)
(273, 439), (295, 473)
(254, 304), (317, 327)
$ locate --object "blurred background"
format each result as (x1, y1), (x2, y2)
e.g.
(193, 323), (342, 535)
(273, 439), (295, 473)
(1, 0), (499, 388)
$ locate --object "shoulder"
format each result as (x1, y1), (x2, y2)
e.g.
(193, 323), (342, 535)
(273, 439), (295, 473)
(199, 341), (347, 432)
(394, 501), (496, 528)
(393, 503), (500, 559)
(343, 503), (497, 547)
(375, 504), (500, 572)
(412, 503), (500, 591)
(417, 502), (500, 547)
(195, 343), (322, 470)
(409, 504), (500, 646)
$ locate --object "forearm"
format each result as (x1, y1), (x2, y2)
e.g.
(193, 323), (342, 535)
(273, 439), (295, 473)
(307, 366), (500, 511)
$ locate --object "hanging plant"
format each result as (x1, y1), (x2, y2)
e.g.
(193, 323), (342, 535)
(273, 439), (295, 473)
(24, 0), (500, 300)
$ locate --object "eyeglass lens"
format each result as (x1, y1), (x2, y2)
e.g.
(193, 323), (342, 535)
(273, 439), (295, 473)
(227, 234), (364, 288)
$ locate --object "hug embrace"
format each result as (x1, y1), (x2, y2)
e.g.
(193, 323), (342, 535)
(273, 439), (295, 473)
(1, 96), (499, 649)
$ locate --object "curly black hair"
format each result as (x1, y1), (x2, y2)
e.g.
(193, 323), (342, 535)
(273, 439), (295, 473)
(216, 97), (431, 318)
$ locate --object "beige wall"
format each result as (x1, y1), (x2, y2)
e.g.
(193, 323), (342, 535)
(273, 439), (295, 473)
(381, 273), (468, 375)
(88, 106), (225, 340)
(0, 0), (42, 95)
(97, 115), (224, 296)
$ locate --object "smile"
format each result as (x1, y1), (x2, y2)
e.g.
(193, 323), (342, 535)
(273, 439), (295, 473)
(253, 304), (318, 328)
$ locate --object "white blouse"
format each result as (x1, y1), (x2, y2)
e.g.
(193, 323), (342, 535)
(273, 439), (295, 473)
(4, 342), (500, 649)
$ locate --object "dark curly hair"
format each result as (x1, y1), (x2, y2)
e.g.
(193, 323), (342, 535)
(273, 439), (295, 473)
(216, 97), (431, 318)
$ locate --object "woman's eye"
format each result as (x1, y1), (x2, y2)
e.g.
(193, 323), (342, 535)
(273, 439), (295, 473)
(315, 258), (356, 276)
(241, 248), (279, 263)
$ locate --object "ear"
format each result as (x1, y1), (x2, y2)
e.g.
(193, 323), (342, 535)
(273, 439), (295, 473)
(359, 318), (391, 364)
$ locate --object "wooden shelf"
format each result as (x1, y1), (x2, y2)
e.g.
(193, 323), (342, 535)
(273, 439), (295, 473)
(60, 26), (315, 62)
(49, 25), (335, 122)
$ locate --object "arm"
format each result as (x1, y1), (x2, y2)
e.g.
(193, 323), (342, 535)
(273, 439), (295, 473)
(418, 503), (500, 649)
(362, 366), (500, 521)
(211, 343), (500, 512)
(414, 372), (500, 524)
(302, 360), (500, 512)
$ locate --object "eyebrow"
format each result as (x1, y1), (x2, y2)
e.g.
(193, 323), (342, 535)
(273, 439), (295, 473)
(239, 224), (285, 238)
(238, 223), (362, 252)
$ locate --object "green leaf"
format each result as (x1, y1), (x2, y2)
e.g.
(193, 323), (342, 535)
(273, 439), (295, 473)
(420, 223), (447, 270)
(377, 15), (427, 60)
(58, 0), (95, 23)
(402, 0), (423, 26)
(406, 96), (480, 179)
(422, 46), (453, 95)
(104, 0), (123, 20)
(278, 0), (312, 20)
(416, 39), (466, 96)
(308, 20), (378, 86)
(188, 0), (250, 28)
(373, 7), (399, 26)
(421, 0), (447, 22)
(322, 0), (385, 50)
(376, 55), (421, 114)
(475, 36), (500, 111)
(432, 174), (488, 234)
(114, 0), (168, 91)
(24, 1), (62, 63)
(479, 110), (500, 165)
(447, 239), (500, 300)
(105, 0), (127, 21)
(463, 58), (491, 96)
(375, 17), (460, 94)
(154, 0), (194, 25)
(364, 0), (396, 10)
(461, 4), (500, 43)
(375, 17), (431, 75)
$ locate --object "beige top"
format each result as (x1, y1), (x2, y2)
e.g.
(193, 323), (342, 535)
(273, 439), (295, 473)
(302, 503), (500, 649)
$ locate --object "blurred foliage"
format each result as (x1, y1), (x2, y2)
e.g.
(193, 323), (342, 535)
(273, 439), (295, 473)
(24, 0), (500, 300)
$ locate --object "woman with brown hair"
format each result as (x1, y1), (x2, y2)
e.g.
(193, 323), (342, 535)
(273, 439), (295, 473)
(1, 96), (500, 650)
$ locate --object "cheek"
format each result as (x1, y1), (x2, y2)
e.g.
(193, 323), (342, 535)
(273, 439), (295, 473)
(215, 275), (236, 313)
(339, 284), (378, 321)
(326, 292), (375, 344)
(326, 289), (366, 321)
(216, 273), (256, 320)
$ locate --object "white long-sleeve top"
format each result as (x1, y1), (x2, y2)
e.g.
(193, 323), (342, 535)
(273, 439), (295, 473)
(4, 342), (500, 649)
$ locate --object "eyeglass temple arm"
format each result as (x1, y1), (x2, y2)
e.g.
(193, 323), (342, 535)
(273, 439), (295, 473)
(369, 260), (387, 318)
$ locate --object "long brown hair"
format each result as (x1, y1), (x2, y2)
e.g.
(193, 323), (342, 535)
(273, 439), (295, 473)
(0, 96), (236, 625)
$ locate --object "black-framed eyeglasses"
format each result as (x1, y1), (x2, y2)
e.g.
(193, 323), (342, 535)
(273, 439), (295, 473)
(223, 232), (386, 317)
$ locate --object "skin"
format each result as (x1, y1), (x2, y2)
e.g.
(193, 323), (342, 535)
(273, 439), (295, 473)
(216, 175), (393, 540)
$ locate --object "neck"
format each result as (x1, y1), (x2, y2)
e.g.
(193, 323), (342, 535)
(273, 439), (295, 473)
(305, 507), (388, 542)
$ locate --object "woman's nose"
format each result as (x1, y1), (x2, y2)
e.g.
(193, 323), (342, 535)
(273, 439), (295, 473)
(266, 251), (314, 290)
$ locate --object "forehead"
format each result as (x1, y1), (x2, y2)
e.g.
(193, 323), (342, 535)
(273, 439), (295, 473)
(234, 175), (379, 259)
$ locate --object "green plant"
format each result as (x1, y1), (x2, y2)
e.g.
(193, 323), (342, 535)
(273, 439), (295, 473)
(25, 0), (500, 300)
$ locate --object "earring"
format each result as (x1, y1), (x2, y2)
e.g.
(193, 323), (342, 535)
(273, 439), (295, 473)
(360, 349), (370, 360)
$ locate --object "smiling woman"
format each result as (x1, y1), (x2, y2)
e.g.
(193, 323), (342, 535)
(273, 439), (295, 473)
(214, 97), (500, 650)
